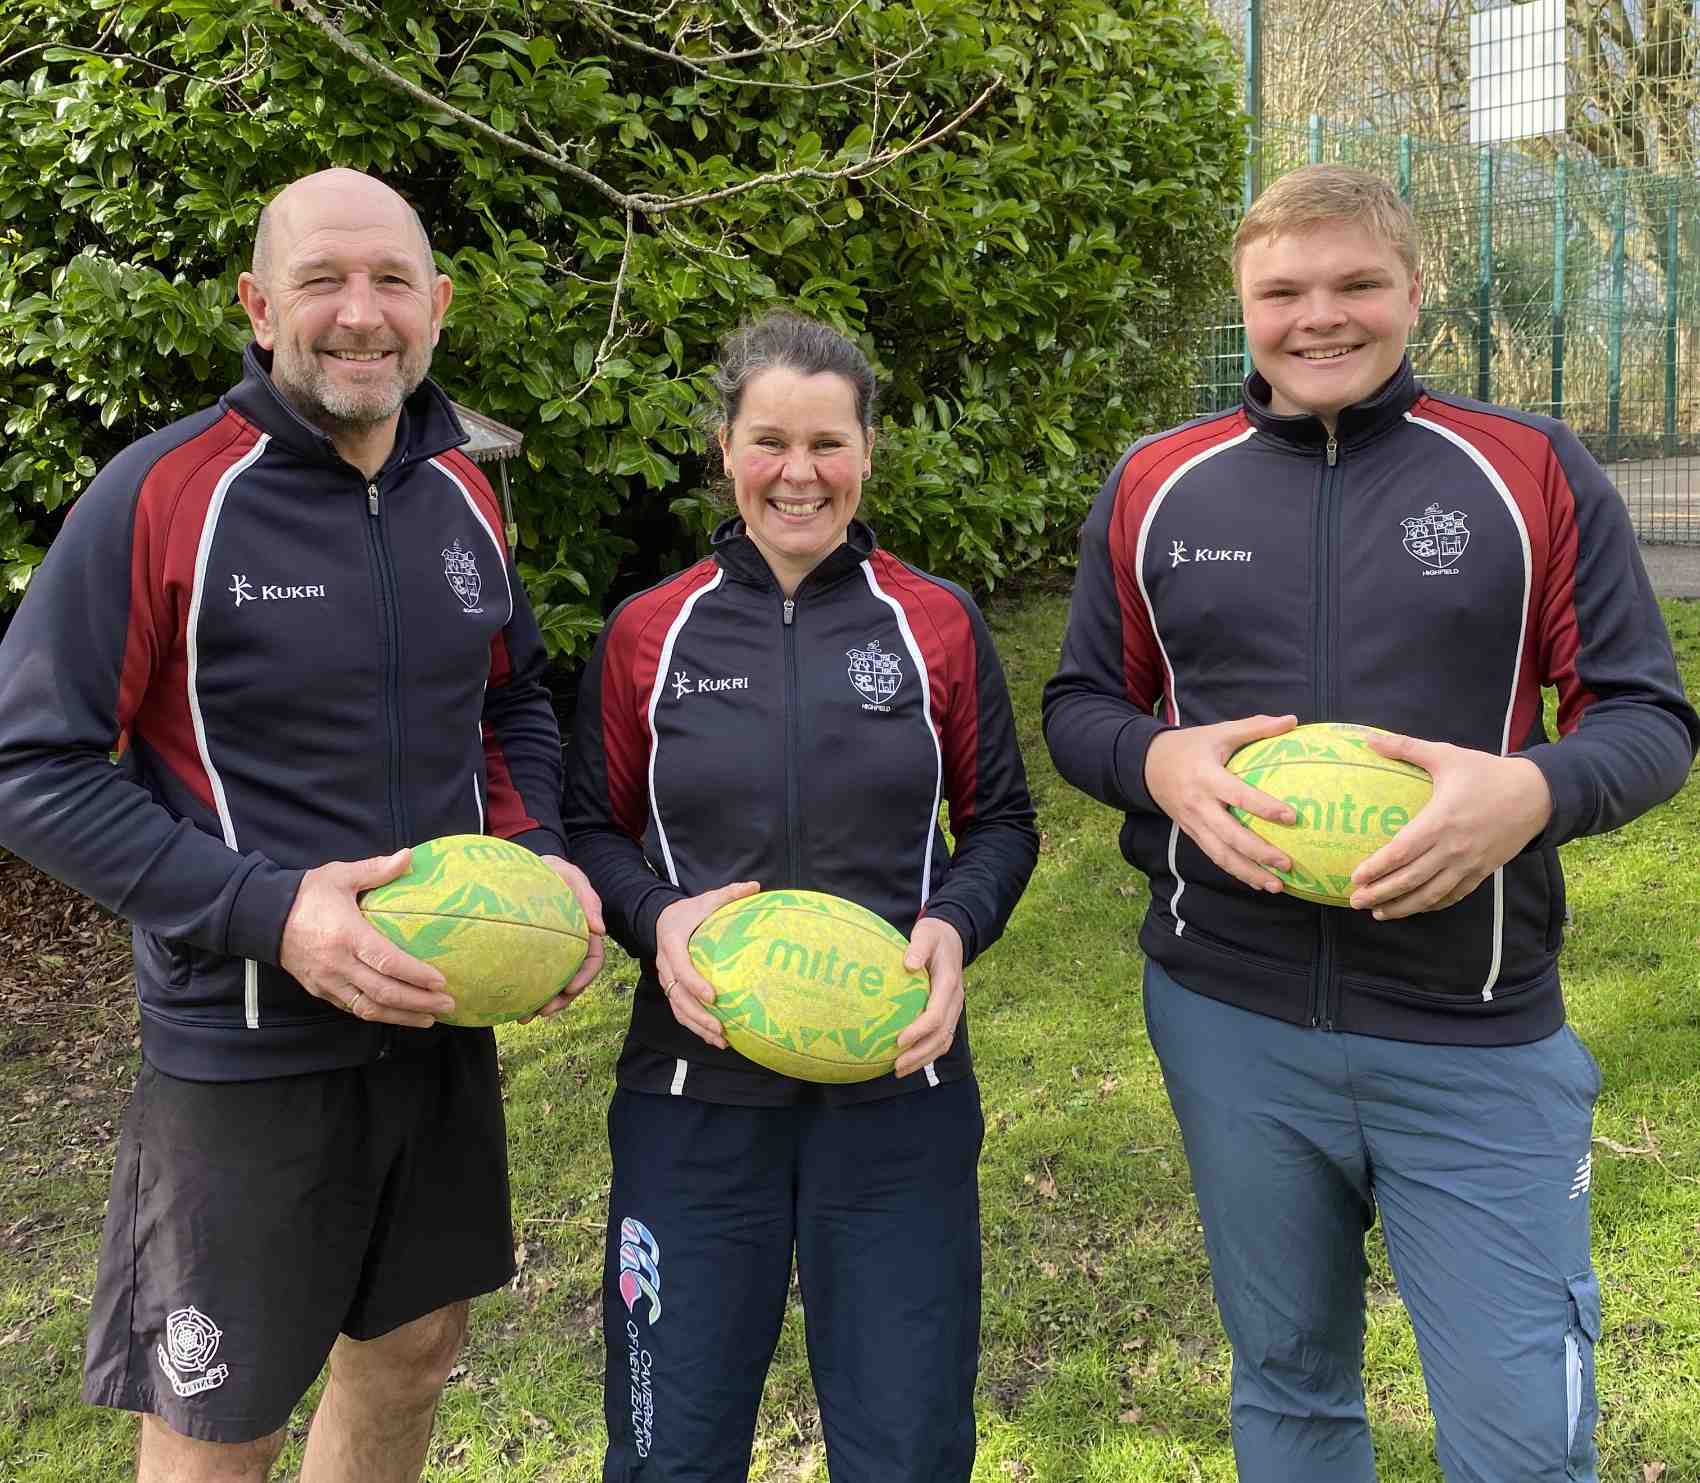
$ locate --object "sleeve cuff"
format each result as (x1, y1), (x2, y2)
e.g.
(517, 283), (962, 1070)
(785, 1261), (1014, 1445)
(510, 825), (569, 859)
(921, 901), (979, 966)
(1115, 717), (1169, 813)
(634, 883), (691, 961)
(226, 858), (308, 964)
(1519, 742), (1582, 849)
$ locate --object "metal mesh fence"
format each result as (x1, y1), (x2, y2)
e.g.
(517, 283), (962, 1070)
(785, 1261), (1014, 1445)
(1200, 0), (1700, 545)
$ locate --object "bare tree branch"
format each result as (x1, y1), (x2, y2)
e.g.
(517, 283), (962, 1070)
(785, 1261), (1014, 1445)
(282, 0), (999, 219)
(567, 207), (638, 404)
(285, 0), (635, 208)
(629, 79), (1000, 212)
(572, 0), (868, 68)
(575, 6), (926, 93)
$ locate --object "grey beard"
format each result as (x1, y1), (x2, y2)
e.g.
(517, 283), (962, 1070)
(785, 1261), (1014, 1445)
(270, 351), (428, 439)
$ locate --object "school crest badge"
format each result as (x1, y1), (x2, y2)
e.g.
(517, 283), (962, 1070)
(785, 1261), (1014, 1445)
(847, 637), (902, 706)
(1400, 503), (1470, 571)
(156, 1305), (230, 1398)
(443, 539), (482, 610)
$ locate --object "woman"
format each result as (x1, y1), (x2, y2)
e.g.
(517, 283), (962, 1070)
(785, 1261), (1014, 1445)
(566, 310), (1038, 1483)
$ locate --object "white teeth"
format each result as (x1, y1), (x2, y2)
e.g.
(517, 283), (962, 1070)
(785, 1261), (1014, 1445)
(1298, 347), (1354, 360)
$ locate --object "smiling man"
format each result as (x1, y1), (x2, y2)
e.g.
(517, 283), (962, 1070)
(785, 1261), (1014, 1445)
(0, 168), (604, 1483)
(1044, 166), (1697, 1482)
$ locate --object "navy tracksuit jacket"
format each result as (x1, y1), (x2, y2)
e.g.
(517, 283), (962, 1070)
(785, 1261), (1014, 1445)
(566, 518), (1039, 1103)
(0, 347), (566, 1080)
(1044, 360), (1698, 1044)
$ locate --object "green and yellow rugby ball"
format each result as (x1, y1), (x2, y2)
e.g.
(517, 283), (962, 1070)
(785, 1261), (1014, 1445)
(1227, 722), (1433, 907)
(359, 834), (588, 1026)
(687, 889), (930, 1083)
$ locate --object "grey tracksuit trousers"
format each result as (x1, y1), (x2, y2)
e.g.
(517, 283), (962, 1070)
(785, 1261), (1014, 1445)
(1144, 960), (1600, 1483)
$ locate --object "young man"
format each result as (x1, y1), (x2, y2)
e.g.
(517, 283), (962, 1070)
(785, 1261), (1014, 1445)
(0, 169), (604, 1482)
(1044, 164), (1698, 1482)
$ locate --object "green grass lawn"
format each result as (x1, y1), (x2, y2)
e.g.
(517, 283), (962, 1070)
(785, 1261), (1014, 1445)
(2, 595), (1696, 1482)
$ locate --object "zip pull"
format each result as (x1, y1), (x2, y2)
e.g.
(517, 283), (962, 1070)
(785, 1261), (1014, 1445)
(783, 597), (795, 625)
(367, 482), (379, 516)
(1326, 436), (1338, 467)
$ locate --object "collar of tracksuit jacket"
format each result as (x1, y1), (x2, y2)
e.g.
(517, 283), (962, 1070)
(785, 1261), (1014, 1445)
(1241, 357), (1419, 455)
(224, 342), (472, 473)
(708, 513), (880, 591)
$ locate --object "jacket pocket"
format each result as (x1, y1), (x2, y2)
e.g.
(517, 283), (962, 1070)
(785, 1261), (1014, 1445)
(1565, 1269), (1601, 1478)
(135, 932), (237, 1018)
(1339, 960), (1553, 1010)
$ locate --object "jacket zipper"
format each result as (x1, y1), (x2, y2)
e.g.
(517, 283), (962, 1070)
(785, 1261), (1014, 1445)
(1310, 433), (1341, 1030)
(366, 478), (405, 1059)
(782, 595), (802, 885)
(364, 479), (407, 852)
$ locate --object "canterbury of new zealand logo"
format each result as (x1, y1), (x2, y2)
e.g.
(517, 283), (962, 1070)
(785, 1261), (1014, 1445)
(156, 1305), (230, 1398)
(618, 1217), (662, 1324)
(443, 538), (483, 611)
(1401, 503), (1470, 574)
(848, 636), (902, 711)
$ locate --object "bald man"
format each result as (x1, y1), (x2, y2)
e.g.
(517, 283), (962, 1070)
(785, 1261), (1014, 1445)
(0, 169), (604, 1482)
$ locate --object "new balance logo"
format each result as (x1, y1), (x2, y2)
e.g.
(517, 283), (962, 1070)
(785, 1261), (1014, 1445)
(1568, 1153), (1591, 1201)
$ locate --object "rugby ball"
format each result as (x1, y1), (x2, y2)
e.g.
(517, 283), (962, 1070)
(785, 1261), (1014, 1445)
(1227, 723), (1433, 907)
(686, 889), (930, 1083)
(359, 834), (588, 1026)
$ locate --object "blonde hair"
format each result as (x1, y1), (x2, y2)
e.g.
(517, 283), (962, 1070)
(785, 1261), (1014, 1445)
(1233, 165), (1419, 284)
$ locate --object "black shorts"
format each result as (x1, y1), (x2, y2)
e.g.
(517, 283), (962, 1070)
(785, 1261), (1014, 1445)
(82, 1031), (514, 1444)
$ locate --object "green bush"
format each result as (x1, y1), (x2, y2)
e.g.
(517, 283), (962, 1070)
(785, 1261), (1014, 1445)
(0, 0), (1243, 654)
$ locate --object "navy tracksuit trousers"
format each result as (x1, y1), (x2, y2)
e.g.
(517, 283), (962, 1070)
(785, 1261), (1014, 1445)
(601, 1079), (983, 1483)
(1144, 961), (1601, 1483)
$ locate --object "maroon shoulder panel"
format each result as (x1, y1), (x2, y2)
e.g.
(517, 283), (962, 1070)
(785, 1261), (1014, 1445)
(1411, 396), (1583, 743)
(866, 550), (980, 824)
(1109, 413), (1250, 721)
(124, 412), (264, 813)
(601, 561), (721, 839)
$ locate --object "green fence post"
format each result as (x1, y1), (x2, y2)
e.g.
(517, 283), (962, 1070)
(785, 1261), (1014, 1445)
(1477, 147), (1493, 403)
(1666, 195), (1679, 458)
(1398, 135), (1412, 202)
(1552, 156), (1566, 421)
(1607, 169), (1626, 463)
(1309, 114), (1322, 164)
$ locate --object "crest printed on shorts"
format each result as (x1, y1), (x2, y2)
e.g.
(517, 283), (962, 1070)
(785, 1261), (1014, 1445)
(443, 538), (483, 611)
(1400, 503), (1470, 572)
(847, 637), (902, 707)
(156, 1305), (230, 1398)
